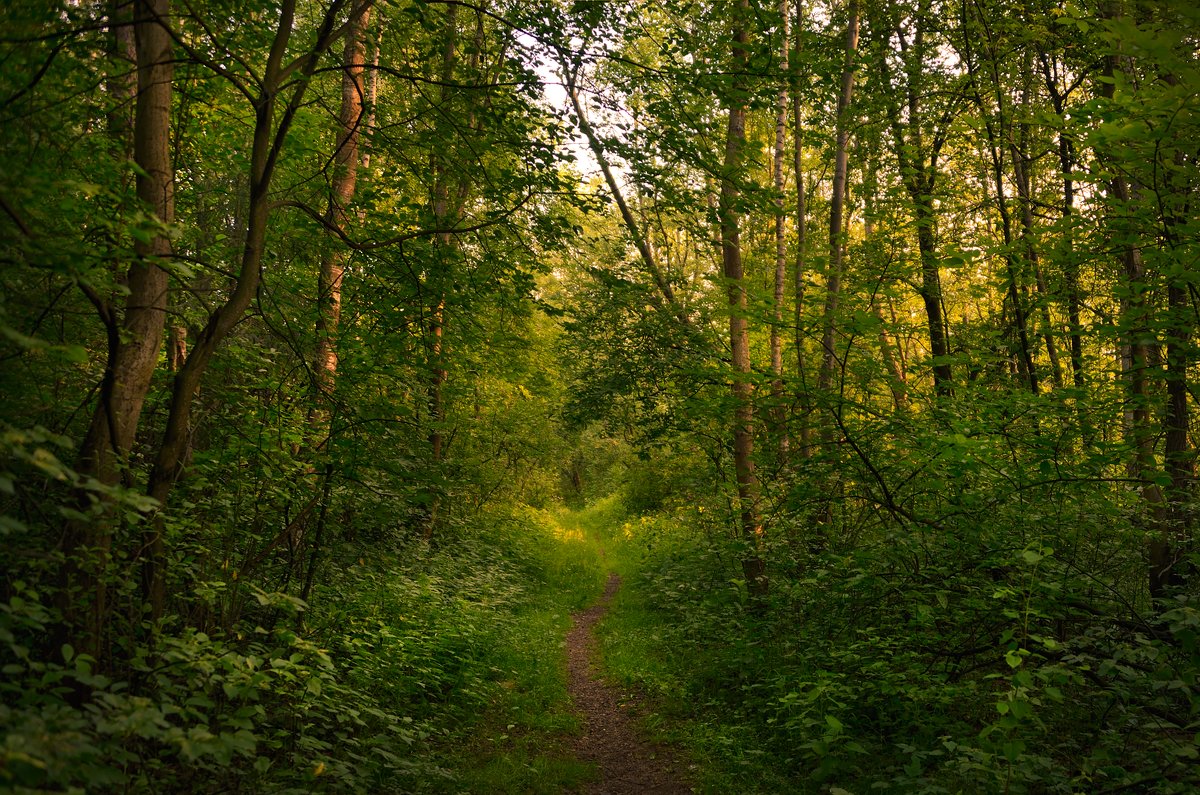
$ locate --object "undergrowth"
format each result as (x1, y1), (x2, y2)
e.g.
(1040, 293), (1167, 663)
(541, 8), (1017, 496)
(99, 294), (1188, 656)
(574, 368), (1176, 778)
(588, 492), (1200, 794)
(1, 504), (605, 793)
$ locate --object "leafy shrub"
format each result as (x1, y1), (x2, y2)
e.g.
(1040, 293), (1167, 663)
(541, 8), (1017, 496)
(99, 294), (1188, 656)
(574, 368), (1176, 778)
(597, 485), (1200, 794)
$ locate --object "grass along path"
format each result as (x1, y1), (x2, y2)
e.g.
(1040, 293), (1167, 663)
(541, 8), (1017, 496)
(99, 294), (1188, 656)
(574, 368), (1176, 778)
(440, 499), (697, 793)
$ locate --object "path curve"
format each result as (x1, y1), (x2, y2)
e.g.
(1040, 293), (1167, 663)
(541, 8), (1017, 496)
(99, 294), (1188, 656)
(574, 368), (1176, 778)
(565, 572), (693, 794)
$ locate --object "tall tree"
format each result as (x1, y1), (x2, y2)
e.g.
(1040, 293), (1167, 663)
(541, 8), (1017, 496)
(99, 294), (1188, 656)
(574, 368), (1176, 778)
(66, 0), (173, 654)
(719, 0), (766, 599)
(142, 0), (364, 617)
(816, 0), (861, 434)
(313, 4), (370, 410)
(770, 0), (791, 460)
(878, 0), (955, 397)
(1036, 42), (1087, 398)
(561, 59), (692, 328)
(791, 0), (813, 457)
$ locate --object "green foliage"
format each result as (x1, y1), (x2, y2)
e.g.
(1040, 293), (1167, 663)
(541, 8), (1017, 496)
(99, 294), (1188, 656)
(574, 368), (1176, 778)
(591, 449), (1200, 793)
(1, 587), (417, 793)
(0, 504), (605, 793)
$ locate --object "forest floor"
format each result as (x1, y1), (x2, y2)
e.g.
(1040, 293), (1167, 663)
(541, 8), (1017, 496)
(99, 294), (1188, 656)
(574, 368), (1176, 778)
(565, 571), (693, 794)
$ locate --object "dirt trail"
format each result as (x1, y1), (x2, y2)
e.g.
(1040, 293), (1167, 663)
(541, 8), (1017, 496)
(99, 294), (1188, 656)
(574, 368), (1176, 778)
(565, 572), (693, 794)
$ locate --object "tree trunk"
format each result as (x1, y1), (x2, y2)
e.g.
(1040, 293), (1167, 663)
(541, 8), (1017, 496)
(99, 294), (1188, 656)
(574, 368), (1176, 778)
(885, 10), (952, 397)
(421, 5), (461, 541)
(1154, 76), (1193, 596)
(863, 153), (907, 411)
(912, 191), (953, 396)
(142, 0), (355, 619)
(1096, 0), (1177, 598)
(67, 0), (173, 656)
(770, 0), (790, 461)
(720, 0), (766, 601)
(816, 0), (859, 441)
(791, 0), (813, 459)
(314, 5), (369, 406)
(563, 66), (690, 328)
(301, 4), (370, 594)
(1037, 49), (1087, 397)
(1011, 56), (1062, 389)
(984, 130), (1039, 395)
(1159, 275), (1192, 595)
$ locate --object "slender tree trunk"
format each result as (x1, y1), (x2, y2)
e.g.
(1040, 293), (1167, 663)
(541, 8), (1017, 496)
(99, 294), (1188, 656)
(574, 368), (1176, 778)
(1001, 221), (1038, 396)
(720, 0), (766, 600)
(109, 0), (174, 480)
(791, 0), (812, 458)
(362, 19), (381, 174)
(962, 8), (1038, 395)
(816, 0), (859, 442)
(1037, 49), (1087, 397)
(421, 5), (460, 541)
(314, 5), (369, 406)
(1011, 58), (1062, 389)
(563, 66), (690, 328)
(1159, 274), (1192, 594)
(1154, 80), (1193, 595)
(874, 302), (908, 410)
(863, 153), (907, 411)
(1096, 0), (1176, 597)
(1112, 180), (1165, 591)
(167, 322), (187, 371)
(911, 191), (953, 395)
(300, 5), (370, 593)
(770, 0), (790, 461)
(883, 10), (952, 397)
(106, 0), (136, 166)
(985, 135), (1039, 395)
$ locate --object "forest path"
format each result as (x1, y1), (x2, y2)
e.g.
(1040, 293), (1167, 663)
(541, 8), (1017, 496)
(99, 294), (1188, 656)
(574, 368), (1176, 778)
(565, 571), (693, 794)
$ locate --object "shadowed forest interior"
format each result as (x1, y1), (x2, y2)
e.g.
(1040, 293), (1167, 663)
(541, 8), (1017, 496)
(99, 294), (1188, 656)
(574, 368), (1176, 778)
(1, 0), (1198, 791)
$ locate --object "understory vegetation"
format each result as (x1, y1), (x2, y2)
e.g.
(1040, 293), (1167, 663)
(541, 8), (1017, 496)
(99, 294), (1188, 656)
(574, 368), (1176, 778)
(593, 446), (1200, 793)
(2, 500), (604, 792)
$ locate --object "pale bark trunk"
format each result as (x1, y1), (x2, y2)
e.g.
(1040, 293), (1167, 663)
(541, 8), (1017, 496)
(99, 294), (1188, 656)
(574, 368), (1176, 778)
(816, 0), (859, 442)
(770, 0), (790, 461)
(300, 5), (370, 600)
(314, 5), (370, 403)
(792, 1), (812, 458)
(564, 69), (690, 328)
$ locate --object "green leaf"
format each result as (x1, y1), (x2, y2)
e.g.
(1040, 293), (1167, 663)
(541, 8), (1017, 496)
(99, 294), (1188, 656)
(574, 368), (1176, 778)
(1003, 739), (1026, 762)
